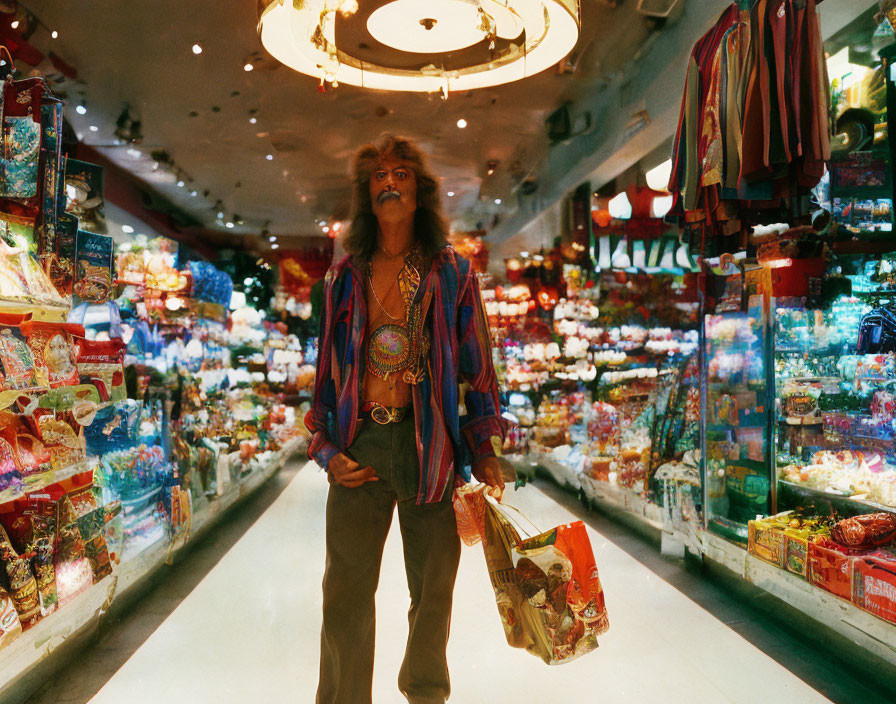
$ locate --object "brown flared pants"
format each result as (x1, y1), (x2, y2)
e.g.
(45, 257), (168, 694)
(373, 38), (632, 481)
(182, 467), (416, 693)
(316, 416), (461, 704)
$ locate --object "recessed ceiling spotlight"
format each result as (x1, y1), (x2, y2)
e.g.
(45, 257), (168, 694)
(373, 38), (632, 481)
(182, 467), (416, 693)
(457, 118), (467, 129)
(51, 30), (58, 39)
(225, 221), (235, 229)
(266, 154), (273, 160)
(190, 190), (198, 197)
(192, 43), (203, 55)
(76, 104), (87, 115)
(322, 226), (330, 233)
(244, 62), (254, 72)
(447, 191), (455, 197)
(10, 20), (19, 29)
(127, 148), (141, 158)
(122, 225), (135, 234)
(318, 220), (326, 227)
(249, 117), (257, 124)
(495, 198), (502, 204)
(269, 235), (277, 242)
(271, 243), (279, 250)
(177, 180), (185, 187)
(89, 125), (98, 132)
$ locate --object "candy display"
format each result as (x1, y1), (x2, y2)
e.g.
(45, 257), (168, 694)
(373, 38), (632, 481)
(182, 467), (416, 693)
(0, 71), (308, 661)
(491, 265), (700, 511)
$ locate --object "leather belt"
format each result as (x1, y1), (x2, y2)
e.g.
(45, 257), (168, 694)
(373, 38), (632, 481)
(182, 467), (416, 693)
(360, 402), (410, 425)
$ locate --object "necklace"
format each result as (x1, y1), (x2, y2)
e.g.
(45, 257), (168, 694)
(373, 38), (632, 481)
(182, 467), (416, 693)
(378, 241), (413, 258)
(367, 274), (403, 322)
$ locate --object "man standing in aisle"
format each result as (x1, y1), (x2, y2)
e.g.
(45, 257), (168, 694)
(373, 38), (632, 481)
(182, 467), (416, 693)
(306, 134), (507, 704)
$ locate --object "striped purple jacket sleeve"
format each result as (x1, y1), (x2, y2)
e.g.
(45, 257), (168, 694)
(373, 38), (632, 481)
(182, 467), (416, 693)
(305, 268), (342, 470)
(457, 267), (507, 465)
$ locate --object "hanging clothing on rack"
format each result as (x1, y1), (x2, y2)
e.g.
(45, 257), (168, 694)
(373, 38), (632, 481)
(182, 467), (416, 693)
(668, 0), (830, 257)
(739, 0), (830, 187)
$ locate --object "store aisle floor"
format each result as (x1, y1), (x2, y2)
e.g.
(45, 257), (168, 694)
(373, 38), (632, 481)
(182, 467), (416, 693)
(28, 461), (890, 704)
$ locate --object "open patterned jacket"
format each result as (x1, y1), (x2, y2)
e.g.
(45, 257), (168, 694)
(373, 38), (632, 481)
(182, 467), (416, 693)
(305, 245), (507, 504)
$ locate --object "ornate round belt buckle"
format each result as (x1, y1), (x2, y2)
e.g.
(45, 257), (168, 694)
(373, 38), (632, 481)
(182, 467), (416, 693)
(371, 405), (392, 425)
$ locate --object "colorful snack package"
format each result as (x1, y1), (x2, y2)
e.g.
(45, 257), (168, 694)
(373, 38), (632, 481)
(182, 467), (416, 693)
(48, 212), (77, 297)
(15, 432), (51, 476)
(60, 484), (113, 583)
(0, 313), (36, 391)
(832, 513), (896, 550)
(35, 411), (86, 470)
(54, 522), (93, 604)
(0, 523), (40, 627)
(73, 230), (114, 302)
(74, 337), (126, 402)
(0, 585), (22, 650)
(20, 320), (84, 388)
(6, 497), (58, 615)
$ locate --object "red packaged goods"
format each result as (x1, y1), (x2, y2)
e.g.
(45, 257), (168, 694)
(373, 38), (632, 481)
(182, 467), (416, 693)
(0, 586), (22, 650)
(74, 337), (126, 402)
(0, 523), (40, 627)
(3, 498), (58, 616)
(35, 413), (85, 471)
(19, 321), (84, 389)
(831, 513), (896, 550)
(807, 537), (869, 601)
(39, 476), (95, 604)
(0, 313), (36, 391)
(454, 485), (609, 665)
(852, 550), (896, 625)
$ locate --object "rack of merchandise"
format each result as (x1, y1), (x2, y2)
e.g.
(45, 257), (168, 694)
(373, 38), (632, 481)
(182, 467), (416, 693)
(490, 255), (701, 533)
(0, 72), (307, 700)
(662, 6), (896, 670)
(495, 6), (896, 674)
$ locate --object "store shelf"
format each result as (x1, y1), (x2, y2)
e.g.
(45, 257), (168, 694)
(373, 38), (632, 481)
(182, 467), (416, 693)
(0, 460), (96, 506)
(779, 480), (896, 515)
(529, 452), (582, 492)
(701, 532), (896, 668)
(0, 437), (307, 702)
(0, 574), (112, 699)
(580, 474), (664, 534)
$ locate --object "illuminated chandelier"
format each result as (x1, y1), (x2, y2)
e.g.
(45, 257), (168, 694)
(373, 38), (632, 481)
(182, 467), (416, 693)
(257, 0), (581, 92)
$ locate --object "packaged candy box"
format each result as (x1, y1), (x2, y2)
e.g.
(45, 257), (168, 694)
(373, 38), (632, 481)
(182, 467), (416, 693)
(784, 522), (830, 578)
(748, 513), (790, 568)
(852, 549), (896, 624)
(808, 537), (871, 601)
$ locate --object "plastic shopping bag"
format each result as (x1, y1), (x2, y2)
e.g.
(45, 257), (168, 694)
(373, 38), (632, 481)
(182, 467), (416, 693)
(454, 485), (609, 665)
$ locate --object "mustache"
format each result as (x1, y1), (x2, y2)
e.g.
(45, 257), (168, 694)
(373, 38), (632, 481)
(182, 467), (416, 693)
(377, 188), (401, 204)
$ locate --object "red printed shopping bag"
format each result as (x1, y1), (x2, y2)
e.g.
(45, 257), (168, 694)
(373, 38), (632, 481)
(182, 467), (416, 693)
(454, 485), (609, 664)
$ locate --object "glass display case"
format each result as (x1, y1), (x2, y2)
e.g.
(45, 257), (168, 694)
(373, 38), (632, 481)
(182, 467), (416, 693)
(702, 307), (773, 542)
(774, 258), (896, 515)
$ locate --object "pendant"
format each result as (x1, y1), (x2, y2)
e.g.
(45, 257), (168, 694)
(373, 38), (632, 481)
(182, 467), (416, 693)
(367, 323), (411, 379)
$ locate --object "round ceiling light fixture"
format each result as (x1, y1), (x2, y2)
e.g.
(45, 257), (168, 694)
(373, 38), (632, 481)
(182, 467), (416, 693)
(257, 0), (580, 92)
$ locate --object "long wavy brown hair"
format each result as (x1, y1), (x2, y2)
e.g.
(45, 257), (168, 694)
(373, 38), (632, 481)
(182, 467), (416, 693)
(344, 134), (449, 263)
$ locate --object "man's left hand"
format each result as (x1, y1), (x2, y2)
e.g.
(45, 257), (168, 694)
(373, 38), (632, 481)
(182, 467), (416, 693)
(472, 456), (505, 501)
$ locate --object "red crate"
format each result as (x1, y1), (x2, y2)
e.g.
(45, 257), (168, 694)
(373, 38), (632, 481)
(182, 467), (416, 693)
(807, 537), (869, 601)
(852, 550), (896, 625)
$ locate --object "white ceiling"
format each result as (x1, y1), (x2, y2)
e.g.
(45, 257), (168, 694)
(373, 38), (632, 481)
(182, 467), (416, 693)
(24, 0), (661, 252)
